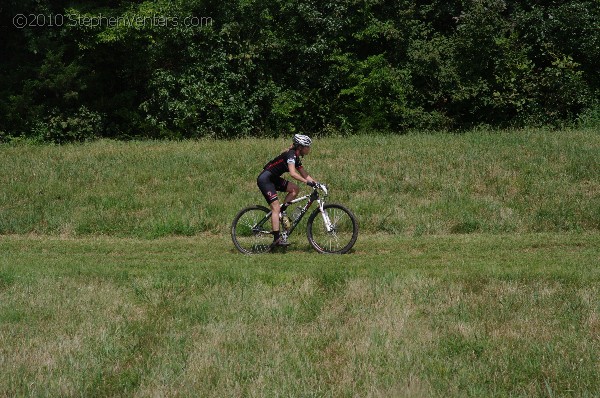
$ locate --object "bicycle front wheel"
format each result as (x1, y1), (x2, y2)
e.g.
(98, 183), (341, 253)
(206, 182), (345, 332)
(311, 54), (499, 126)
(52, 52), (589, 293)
(307, 204), (358, 254)
(231, 205), (273, 254)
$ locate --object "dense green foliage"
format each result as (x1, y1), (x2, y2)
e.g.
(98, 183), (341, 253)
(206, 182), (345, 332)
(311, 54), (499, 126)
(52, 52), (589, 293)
(1, 0), (599, 141)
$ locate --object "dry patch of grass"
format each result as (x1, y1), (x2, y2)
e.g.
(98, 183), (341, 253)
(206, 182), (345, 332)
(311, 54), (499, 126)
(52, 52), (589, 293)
(0, 233), (598, 396)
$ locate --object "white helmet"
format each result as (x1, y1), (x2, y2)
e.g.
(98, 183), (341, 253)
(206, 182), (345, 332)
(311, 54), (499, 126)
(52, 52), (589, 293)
(293, 134), (312, 147)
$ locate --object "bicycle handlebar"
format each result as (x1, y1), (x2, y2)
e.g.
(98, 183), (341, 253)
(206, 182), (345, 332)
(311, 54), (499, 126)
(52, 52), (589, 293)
(313, 182), (328, 196)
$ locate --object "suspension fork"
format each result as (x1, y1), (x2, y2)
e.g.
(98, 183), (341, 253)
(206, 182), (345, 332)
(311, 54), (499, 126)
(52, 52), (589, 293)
(317, 199), (334, 232)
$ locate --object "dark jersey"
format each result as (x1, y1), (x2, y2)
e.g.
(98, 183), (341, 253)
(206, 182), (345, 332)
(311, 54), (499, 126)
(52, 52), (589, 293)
(262, 149), (303, 177)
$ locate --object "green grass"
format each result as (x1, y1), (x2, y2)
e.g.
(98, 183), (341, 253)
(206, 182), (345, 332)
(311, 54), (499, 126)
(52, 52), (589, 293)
(1, 128), (598, 237)
(1, 129), (599, 396)
(1, 233), (599, 397)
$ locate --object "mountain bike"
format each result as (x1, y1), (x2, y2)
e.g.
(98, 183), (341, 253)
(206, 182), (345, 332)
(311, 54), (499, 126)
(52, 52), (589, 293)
(231, 183), (358, 254)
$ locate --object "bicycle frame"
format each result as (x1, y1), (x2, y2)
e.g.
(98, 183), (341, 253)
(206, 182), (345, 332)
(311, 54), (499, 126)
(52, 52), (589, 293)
(256, 186), (333, 237)
(233, 181), (358, 254)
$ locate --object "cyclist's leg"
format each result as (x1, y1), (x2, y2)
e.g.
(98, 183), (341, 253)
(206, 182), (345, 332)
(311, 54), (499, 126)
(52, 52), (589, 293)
(274, 178), (298, 207)
(272, 178), (293, 245)
(284, 181), (299, 204)
(257, 172), (281, 234)
(269, 200), (281, 233)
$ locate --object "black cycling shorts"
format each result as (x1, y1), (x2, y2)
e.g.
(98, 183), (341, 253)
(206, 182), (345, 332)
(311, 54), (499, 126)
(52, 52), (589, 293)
(257, 170), (289, 204)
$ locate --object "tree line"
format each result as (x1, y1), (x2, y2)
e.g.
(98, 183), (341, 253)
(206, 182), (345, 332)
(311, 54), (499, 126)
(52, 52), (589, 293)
(1, 0), (598, 142)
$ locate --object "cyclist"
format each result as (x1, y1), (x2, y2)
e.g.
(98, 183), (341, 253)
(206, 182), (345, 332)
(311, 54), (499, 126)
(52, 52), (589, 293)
(257, 134), (318, 247)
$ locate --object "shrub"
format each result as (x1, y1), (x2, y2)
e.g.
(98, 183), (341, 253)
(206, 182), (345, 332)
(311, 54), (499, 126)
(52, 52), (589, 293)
(31, 106), (105, 144)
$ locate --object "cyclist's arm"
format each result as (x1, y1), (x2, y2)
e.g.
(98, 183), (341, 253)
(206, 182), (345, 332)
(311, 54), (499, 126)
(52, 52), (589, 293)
(288, 164), (314, 184)
(299, 167), (315, 184)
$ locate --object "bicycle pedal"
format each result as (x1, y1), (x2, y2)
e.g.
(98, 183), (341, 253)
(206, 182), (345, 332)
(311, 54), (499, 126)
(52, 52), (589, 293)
(271, 239), (291, 248)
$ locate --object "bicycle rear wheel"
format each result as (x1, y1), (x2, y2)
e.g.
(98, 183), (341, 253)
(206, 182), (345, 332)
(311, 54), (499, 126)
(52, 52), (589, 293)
(231, 205), (273, 254)
(307, 204), (358, 254)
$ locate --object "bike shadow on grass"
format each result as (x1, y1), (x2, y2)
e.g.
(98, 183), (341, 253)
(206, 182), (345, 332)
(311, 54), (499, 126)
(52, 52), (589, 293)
(228, 243), (357, 255)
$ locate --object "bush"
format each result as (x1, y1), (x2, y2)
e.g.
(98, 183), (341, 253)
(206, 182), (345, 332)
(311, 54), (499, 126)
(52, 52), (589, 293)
(577, 104), (600, 129)
(1, 0), (599, 140)
(31, 106), (105, 144)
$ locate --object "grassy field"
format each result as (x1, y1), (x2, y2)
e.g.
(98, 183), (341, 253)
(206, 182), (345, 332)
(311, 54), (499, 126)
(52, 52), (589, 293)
(1, 129), (599, 396)
(1, 233), (599, 397)
(0, 128), (598, 237)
